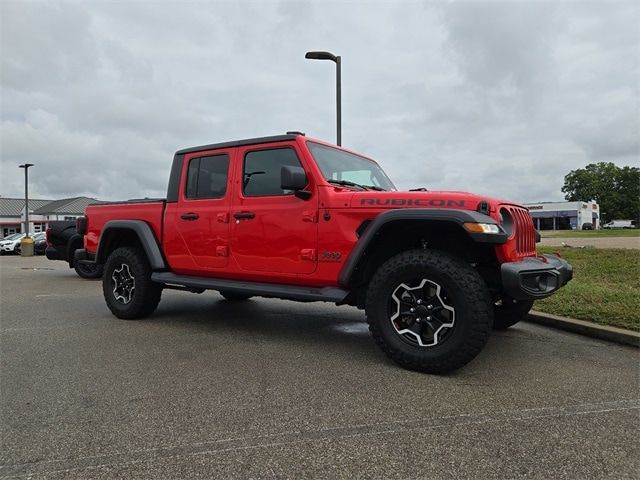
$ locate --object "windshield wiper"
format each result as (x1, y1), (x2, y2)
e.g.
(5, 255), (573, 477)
(327, 179), (386, 191)
(327, 179), (363, 189)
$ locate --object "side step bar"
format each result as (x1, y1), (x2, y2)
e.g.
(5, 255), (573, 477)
(150, 272), (349, 303)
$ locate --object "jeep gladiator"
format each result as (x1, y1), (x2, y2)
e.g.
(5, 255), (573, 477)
(77, 133), (572, 373)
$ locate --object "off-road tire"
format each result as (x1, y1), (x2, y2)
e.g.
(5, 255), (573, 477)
(219, 291), (252, 301)
(493, 297), (534, 330)
(74, 260), (104, 279)
(366, 249), (493, 374)
(103, 247), (162, 319)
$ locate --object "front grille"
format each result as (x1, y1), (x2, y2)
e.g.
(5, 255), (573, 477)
(503, 205), (537, 257)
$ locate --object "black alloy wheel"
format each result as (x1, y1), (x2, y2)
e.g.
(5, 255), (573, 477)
(366, 249), (493, 374)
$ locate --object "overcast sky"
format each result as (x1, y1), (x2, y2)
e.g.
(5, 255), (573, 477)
(1, 0), (638, 203)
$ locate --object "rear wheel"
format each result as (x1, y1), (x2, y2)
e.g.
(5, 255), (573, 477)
(103, 247), (162, 319)
(493, 297), (534, 330)
(366, 249), (493, 374)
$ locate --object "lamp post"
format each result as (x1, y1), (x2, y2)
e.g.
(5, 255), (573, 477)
(19, 163), (34, 237)
(305, 50), (341, 146)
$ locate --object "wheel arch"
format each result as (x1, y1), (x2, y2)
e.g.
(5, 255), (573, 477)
(96, 220), (166, 270)
(66, 233), (84, 266)
(339, 209), (506, 293)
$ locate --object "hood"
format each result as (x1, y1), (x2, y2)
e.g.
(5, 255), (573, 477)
(349, 190), (517, 212)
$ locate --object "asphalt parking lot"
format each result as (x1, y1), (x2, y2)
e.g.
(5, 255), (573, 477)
(1, 255), (638, 479)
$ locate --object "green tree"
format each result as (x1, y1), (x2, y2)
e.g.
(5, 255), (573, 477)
(562, 162), (640, 223)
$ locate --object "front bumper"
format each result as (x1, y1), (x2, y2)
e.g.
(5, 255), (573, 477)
(501, 254), (573, 300)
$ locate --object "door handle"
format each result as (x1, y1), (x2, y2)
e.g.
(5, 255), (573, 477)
(233, 211), (256, 220)
(180, 212), (199, 220)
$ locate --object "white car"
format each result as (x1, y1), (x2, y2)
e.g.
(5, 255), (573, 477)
(0, 233), (26, 254)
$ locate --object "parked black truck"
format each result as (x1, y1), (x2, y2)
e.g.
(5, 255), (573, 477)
(45, 221), (103, 279)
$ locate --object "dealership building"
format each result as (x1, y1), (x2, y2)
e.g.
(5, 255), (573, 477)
(0, 196), (100, 238)
(523, 200), (600, 230)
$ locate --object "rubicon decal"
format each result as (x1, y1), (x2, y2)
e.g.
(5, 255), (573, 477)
(360, 198), (466, 207)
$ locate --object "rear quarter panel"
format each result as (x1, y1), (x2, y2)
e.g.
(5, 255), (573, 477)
(85, 201), (165, 254)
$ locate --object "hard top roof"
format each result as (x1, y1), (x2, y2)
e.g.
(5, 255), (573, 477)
(175, 134), (300, 156)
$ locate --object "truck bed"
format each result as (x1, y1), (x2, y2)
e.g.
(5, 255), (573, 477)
(84, 200), (165, 254)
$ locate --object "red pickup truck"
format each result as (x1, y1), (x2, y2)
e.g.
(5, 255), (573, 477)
(77, 132), (572, 373)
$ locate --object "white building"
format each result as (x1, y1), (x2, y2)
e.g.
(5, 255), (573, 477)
(0, 196), (100, 238)
(523, 200), (600, 230)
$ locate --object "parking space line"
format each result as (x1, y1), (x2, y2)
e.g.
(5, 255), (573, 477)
(1, 398), (638, 478)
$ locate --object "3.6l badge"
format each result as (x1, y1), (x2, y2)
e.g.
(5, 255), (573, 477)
(319, 251), (342, 262)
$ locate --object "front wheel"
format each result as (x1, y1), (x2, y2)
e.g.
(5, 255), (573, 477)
(493, 297), (534, 330)
(103, 247), (162, 319)
(366, 249), (493, 374)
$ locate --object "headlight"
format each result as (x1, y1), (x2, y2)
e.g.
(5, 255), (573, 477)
(463, 223), (502, 234)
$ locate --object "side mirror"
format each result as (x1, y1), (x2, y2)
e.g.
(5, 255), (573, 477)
(281, 166), (311, 199)
(281, 165), (307, 190)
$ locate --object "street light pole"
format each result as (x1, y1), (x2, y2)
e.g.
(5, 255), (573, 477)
(305, 50), (341, 146)
(19, 163), (34, 237)
(336, 55), (341, 147)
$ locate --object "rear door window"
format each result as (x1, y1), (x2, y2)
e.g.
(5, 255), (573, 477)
(185, 154), (230, 199)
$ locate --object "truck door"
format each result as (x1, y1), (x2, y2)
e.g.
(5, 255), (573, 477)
(230, 143), (318, 275)
(165, 150), (232, 273)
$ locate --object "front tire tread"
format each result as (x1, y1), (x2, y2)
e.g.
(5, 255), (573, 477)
(366, 249), (493, 374)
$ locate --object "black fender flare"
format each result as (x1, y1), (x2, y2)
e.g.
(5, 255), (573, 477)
(96, 220), (167, 270)
(338, 209), (507, 287)
(66, 233), (85, 265)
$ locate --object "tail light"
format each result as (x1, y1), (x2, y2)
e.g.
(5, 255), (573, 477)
(46, 227), (53, 247)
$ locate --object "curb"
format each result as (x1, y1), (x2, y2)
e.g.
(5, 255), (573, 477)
(526, 311), (639, 348)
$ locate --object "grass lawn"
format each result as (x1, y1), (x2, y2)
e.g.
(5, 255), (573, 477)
(542, 229), (639, 238)
(533, 246), (639, 331)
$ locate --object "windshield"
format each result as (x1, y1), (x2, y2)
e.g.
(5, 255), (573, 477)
(3, 233), (23, 241)
(307, 142), (396, 191)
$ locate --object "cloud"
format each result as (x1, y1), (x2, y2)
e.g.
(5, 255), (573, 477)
(1, 2), (98, 91)
(1, 0), (638, 206)
(442, 1), (562, 93)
